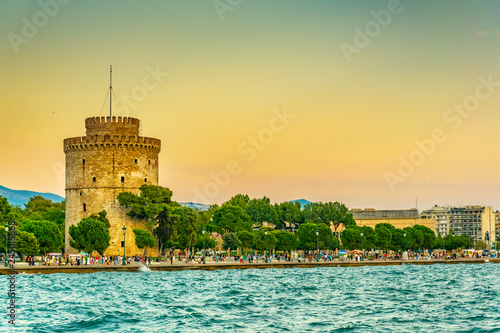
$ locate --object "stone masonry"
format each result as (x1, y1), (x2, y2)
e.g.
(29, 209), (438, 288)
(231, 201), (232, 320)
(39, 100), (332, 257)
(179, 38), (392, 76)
(64, 116), (161, 256)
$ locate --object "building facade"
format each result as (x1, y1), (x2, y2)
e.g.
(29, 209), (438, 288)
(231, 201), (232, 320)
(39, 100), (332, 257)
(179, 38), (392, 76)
(351, 208), (436, 233)
(449, 206), (495, 246)
(64, 116), (161, 256)
(420, 205), (450, 236)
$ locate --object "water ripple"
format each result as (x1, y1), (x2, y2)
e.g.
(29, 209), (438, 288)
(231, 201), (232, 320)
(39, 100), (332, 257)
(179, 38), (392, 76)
(4, 264), (500, 332)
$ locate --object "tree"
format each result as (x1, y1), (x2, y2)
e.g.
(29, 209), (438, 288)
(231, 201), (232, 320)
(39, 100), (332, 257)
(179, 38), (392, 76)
(212, 205), (252, 234)
(133, 229), (156, 256)
(194, 233), (216, 250)
(170, 206), (199, 250)
(222, 232), (240, 253)
(341, 225), (361, 250)
(274, 231), (297, 251)
(15, 230), (39, 260)
(297, 223), (332, 250)
(375, 224), (393, 251)
(238, 230), (255, 250)
(275, 201), (301, 230)
(360, 226), (377, 250)
(254, 227), (277, 251)
(224, 194), (250, 209)
(246, 197), (278, 227)
(413, 225), (436, 249)
(118, 185), (174, 253)
(69, 217), (110, 255)
(23, 196), (65, 233)
(21, 220), (64, 254)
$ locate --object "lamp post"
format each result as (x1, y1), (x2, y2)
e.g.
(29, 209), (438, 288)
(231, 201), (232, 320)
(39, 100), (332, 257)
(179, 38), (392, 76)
(265, 230), (268, 263)
(404, 232), (407, 253)
(4, 223), (8, 267)
(360, 231), (364, 261)
(340, 231), (343, 251)
(122, 225), (126, 265)
(316, 229), (319, 262)
(202, 227), (206, 264)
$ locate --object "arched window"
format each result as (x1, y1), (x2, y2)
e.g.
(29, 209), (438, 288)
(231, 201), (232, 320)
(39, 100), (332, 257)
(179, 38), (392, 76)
(83, 159), (85, 165)
(93, 177), (96, 182)
(83, 203), (87, 212)
(121, 176), (125, 183)
(134, 159), (138, 164)
(144, 178), (147, 183)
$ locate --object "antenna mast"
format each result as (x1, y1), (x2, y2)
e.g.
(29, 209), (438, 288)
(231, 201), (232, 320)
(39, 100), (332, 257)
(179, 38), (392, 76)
(109, 65), (112, 118)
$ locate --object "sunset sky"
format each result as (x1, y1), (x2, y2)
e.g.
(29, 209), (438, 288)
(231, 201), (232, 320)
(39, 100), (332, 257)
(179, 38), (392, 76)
(1, 0), (500, 210)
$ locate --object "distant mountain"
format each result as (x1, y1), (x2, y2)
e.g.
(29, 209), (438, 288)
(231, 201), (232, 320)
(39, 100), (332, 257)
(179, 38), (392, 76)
(289, 199), (313, 207)
(0, 185), (64, 207)
(179, 202), (210, 211)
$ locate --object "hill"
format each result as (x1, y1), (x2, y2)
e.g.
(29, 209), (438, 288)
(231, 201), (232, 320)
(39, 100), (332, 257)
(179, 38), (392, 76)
(0, 185), (64, 207)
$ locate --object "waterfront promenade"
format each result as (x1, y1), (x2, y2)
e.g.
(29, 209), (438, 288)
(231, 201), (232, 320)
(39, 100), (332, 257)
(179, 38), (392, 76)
(1, 257), (498, 275)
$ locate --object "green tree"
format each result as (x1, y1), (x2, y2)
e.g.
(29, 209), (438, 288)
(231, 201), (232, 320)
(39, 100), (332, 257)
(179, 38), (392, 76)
(375, 224), (393, 251)
(413, 225), (436, 249)
(360, 226), (377, 250)
(16, 230), (40, 260)
(69, 217), (110, 255)
(118, 185), (174, 253)
(21, 220), (64, 254)
(133, 228), (156, 256)
(275, 201), (302, 230)
(341, 225), (361, 250)
(255, 227), (277, 251)
(212, 205), (252, 234)
(224, 194), (250, 209)
(23, 196), (65, 233)
(222, 232), (240, 253)
(274, 231), (297, 251)
(297, 223), (332, 250)
(194, 233), (216, 250)
(246, 197), (278, 227)
(238, 230), (255, 250)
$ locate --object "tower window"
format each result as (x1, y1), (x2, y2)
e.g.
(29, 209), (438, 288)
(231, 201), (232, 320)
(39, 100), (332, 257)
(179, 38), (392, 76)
(93, 177), (96, 182)
(83, 159), (85, 164)
(83, 203), (86, 212)
(148, 160), (151, 165)
(80, 191), (82, 196)
(134, 159), (138, 164)
(144, 178), (147, 183)
(121, 176), (125, 183)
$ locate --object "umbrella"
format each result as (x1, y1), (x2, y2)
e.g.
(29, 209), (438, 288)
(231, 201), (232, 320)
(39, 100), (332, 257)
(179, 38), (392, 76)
(78, 252), (88, 256)
(339, 250), (349, 254)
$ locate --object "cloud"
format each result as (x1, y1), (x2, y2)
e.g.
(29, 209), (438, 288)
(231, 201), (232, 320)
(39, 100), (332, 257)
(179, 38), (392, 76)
(474, 31), (491, 36)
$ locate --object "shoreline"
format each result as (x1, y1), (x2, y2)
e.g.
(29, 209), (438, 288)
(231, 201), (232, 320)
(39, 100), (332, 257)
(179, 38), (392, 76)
(1, 258), (498, 275)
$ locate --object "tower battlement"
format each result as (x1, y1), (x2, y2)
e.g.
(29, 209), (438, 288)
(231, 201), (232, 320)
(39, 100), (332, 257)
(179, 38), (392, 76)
(63, 135), (161, 152)
(85, 116), (140, 136)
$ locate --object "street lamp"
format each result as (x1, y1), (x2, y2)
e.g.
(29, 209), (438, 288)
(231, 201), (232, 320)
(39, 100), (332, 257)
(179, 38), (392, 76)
(404, 232), (407, 253)
(265, 230), (268, 263)
(122, 225), (126, 265)
(340, 231), (343, 251)
(202, 227), (206, 264)
(316, 229), (319, 262)
(360, 231), (364, 261)
(4, 223), (8, 267)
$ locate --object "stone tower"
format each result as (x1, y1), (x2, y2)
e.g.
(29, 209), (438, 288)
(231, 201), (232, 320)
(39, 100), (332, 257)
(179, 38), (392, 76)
(64, 116), (161, 256)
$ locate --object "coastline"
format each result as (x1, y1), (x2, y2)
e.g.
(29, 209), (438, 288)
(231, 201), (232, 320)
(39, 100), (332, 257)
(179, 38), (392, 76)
(1, 258), (498, 275)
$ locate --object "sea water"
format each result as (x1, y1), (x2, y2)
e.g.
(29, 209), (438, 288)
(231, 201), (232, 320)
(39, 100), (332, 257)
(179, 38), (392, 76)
(3, 264), (500, 332)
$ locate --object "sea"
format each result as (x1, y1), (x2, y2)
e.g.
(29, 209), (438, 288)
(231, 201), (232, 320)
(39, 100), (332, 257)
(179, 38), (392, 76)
(3, 263), (500, 332)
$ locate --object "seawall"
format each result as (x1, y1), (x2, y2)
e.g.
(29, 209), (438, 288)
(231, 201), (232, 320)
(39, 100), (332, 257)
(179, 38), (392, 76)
(1, 258), (498, 275)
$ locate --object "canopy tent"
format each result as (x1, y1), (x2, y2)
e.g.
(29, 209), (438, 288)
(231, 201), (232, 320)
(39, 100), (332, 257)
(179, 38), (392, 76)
(352, 250), (363, 253)
(338, 250), (349, 255)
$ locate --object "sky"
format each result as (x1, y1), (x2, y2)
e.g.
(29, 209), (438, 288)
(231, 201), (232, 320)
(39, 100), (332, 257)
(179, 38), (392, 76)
(0, 0), (500, 210)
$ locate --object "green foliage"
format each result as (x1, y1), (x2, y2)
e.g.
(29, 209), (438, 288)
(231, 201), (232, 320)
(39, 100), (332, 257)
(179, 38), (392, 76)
(133, 229), (156, 249)
(15, 230), (40, 259)
(170, 206), (199, 249)
(302, 202), (355, 233)
(88, 211), (111, 229)
(69, 217), (110, 255)
(297, 223), (332, 250)
(212, 205), (252, 234)
(23, 196), (65, 233)
(374, 224), (393, 250)
(274, 201), (302, 230)
(246, 197), (278, 227)
(254, 227), (277, 251)
(21, 220), (64, 254)
(238, 230), (255, 249)
(341, 225), (361, 250)
(222, 232), (240, 251)
(194, 234), (216, 250)
(274, 230), (297, 251)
